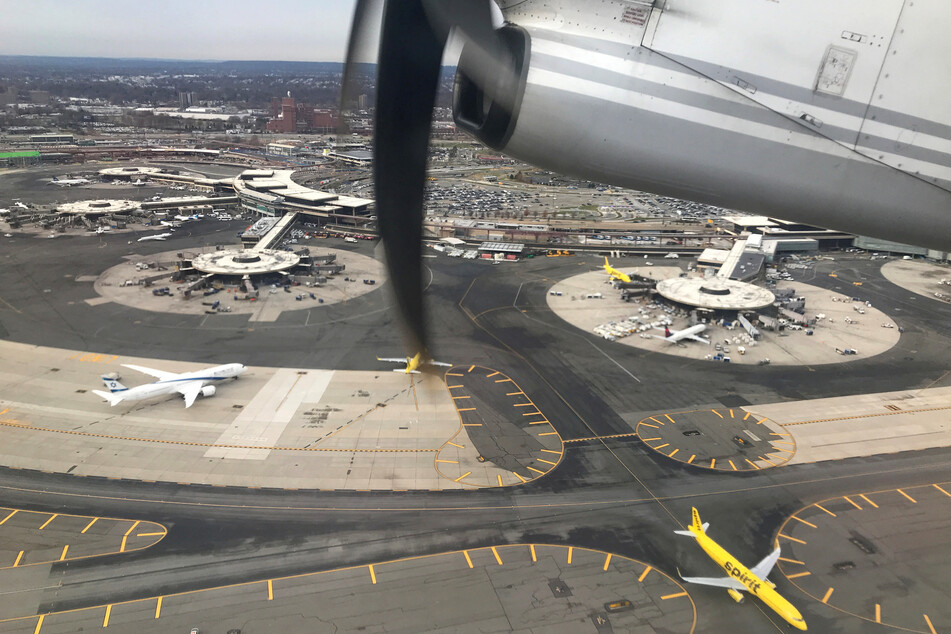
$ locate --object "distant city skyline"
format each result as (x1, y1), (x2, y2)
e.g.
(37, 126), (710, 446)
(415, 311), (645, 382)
(0, 1), (369, 62)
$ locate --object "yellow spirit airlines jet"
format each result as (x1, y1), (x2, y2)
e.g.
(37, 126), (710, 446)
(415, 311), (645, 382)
(377, 352), (452, 374)
(675, 507), (807, 631)
(602, 257), (631, 284)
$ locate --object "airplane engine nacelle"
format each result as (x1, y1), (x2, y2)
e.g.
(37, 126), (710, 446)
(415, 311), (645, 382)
(201, 385), (216, 398)
(453, 22), (951, 251)
(726, 588), (745, 604)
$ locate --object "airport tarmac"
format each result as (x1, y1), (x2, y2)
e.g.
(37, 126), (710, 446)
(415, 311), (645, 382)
(881, 259), (951, 304)
(546, 264), (900, 365)
(94, 246), (386, 320)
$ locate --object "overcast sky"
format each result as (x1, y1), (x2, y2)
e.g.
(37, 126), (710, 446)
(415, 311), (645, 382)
(0, 0), (365, 62)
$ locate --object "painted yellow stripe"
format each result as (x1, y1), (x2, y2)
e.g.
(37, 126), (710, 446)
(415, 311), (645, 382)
(897, 489), (917, 503)
(743, 412), (751, 420)
(924, 614), (936, 634)
(744, 459), (759, 469)
(638, 565), (652, 582)
(779, 557), (804, 565)
(267, 579), (273, 600)
(137, 531), (164, 537)
(729, 409), (734, 418)
(641, 437), (661, 442)
(530, 544), (537, 562)
(13, 551), (24, 567)
(0, 510), (17, 525)
(154, 596), (162, 619)
(603, 554), (612, 571)
(435, 459), (458, 464)
(759, 454), (779, 466)
(538, 432), (558, 437)
(453, 472), (471, 482)
(119, 536), (128, 552)
(527, 466), (546, 475)
(124, 520), (141, 536)
(447, 385), (463, 389)
(447, 373), (463, 376)
(103, 605), (112, 627)
(711, 410), (723, 419)
(814, 504), (837, 517)
(447, 441), (464, 448)
(513, 472), (527, 483)
(537, 458), (557, 466)
(649, 417), (662, 424)
(541, 449), (562, 455)
(933, 484), (951, 498)
(486, 371), (499, 377)
(843, 496), (862, 510)
(640, 422), (658, 429)
(757, 418), (767, 425)
(458, 408), (476, 412)
(497, 475), (503, 486)
(463, 423), (482, 426)
(710, 459), (716, 469)
(859, 494), (879, 508)
(728, 460), (737, 471)
(654, 443), (670, 450)
(522, 412), (542, 416)
(661, 592), (688, 600)
(59, 545), (69, 561)
(669, 449), (679, 458)
(452, 395), (470, 400)
(491, 547), (503, 565)
(495, 378), (513, 383)
(875, 603), (881, 623)
(33, 615), (43, 634)
(39, 514), (57, 530)
(529, 420), (551, 425)
(822, 587), (834, 604)
(81, 518), (98, 534)
(787, 571), (811, 579)
(687, 455), (695, 464)
(778, 533), (806, 545)
(368, 564), (377, 584)
(467, 365), (475, 373)
(506, 391), (524, 396)
(665, 415), (675, 423)
(790, 516), (817, 529)
(463, 550), (473, 568)
(567, 547), (573, 564)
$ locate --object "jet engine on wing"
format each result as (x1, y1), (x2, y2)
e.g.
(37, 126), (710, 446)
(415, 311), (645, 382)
(201, 385), (216, 397)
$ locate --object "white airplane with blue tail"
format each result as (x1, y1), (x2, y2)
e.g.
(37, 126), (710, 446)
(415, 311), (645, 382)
(92, 363), (247, 408)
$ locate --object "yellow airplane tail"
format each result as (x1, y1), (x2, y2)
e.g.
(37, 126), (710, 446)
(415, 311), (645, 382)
(674, 507), (709, 537)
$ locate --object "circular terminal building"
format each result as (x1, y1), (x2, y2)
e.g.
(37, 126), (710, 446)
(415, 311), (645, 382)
(56, 199), (140, 217)
(99, 166), (165, 180)
(655, 277), (775, 312)
(191, 249), (300, 276)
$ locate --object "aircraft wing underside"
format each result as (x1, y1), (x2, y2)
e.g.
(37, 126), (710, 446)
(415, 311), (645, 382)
(680, 575), (746, 591)
(176, 381), (203, 408)
(749, 547), (782, 581)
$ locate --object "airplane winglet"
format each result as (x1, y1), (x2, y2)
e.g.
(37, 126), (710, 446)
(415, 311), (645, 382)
(673, 529), (696, 537)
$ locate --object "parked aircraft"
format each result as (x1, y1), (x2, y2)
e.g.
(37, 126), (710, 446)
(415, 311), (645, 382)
(676, 507), (807, 631)
(174, 214), (200, 222)
(602, 257), (631, 284)
(50, 176), (91, 187)
(377, 352), (451, 374)
(137, 232), (172, 242)
(132, 179), (146, 187)
(92, 363), (247, 408)
(653, 324), (710, 344)
(159, 220), (182, 228)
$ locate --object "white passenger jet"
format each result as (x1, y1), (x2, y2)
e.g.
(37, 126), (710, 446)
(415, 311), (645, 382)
(377, 352), (452, 374)
(653, 324), (710, 345)
(137, 232), (173, 242)
(50, 176), (91, 187)
(92, 363), (247, 408)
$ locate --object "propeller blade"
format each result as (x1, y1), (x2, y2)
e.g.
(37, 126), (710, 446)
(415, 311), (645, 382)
(373, 0), (448, 357)
(340, 0), (381, 133)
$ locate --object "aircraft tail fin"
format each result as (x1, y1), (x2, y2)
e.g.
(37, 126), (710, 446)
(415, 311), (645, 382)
(92, 390), (124, 407)
(100, 376), (128, 392)
(674, 507), (709, 537)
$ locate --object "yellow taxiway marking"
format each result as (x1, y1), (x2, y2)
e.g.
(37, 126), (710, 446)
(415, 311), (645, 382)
(649, 417), (662, 425)
(463, 423), (481, 427)
(267, 579), (273, 600)
(729, 409), (734, 418)
(790, 516), (817, 529)
(495, 378), (513, 383)
(38, 514), (57, 530)
(13, 551), (23, 567)
(120, 536), (129, 552)
(486, 371), (499, 378)
(728, 460), (737, 471)
(154, 596), (162, 619)
(541, 449), (561, 455)
(743, 412), (752, 420)
(934, 484), (951, 498)
(447, 385), (463, 389)
(843, 496), (862, 510)
(787, 571), (811, 579)
(435, 459), (458, 464)
(0, 510), (18, 525)
(513, 472), (527, 483)
(538, 432), (558, 437)
(875, 603), (881, 623)
(125, 520), (141, 536)
(665, 414), (675, 424)
(59, 545), (69, 561)
(453, 472), (471, 482)
(710, 459), (716, 469)
(599, 553), (610, 570)
(514, 403), (534, 407)
(467, 365), (475, 373)
(0, 409), (7, 416)
(463, 550), (474, 568)
(821, 587), (834, 604)
(757, 418), (766, 425)
(529, 420), (551, 425)
(640, 423), (658, 428)
(522, 411), (542, 416)
(712, 410), (723, 419)
(638, 565), (652, 582)
(669, 449), (680, 458)
(897, 489), (917, 503)
(779, 557), (804, 565)
(814, 504), (837, 517)
(924, 614), (936, 634)
(654, 443), (670, 450)
(506, 391), (524, 396)
(859, 494), (879, 508)
(102, 605), (112, 628)
(772, 441), (795, 446)
(458, 408), (476, 412)
(451, 395), (470, 400)
(81, 518), (98, 534)
(567, 547), (573, 564)
(530, 544), (537, 562)
(527, 466), (546, 475)
(641, 437), (661, 442)
(744, 459), (759, 469)
(496, 475), (503, 486)
(446, 373), (463, 377)
(368, 564), (377, 584)
(491, 547), (503, 565)
(137, 532), (164, 538)
(447, 441), (464, 449)
(687, 455), (695, 464)
(778, 533), (806, 545)
(536, 458), (557, 466)
(661, 592), (688, 600)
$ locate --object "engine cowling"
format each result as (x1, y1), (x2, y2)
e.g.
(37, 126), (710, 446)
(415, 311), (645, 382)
(727, 588), (745, 604)
(201, 385), (216, 398)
